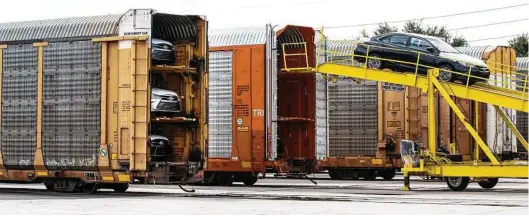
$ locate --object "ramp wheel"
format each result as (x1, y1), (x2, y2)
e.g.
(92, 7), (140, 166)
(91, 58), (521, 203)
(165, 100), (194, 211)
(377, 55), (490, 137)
(478, 178), (499, 189)
(446, 177), (469, 191)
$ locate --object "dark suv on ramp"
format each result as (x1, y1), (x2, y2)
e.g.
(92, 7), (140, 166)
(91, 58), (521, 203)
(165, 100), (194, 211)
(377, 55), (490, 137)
(353, 32), (490, 85)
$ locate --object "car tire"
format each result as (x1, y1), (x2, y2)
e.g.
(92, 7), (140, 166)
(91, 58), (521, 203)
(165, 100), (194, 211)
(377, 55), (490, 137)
(438, 64), (454, 82)
(446, 177), (469, 191)
(367, 54), (383, 70)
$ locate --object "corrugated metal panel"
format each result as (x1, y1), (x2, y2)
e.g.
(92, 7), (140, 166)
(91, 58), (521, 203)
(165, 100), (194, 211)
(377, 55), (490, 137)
(152, 13), (197, 41)
(328, 78), (378, 156)
(315, 73), (328, 159)
(516, 57), (528, 152)
(455, 46), (493, 60)
(209, 26), (268, 47)
(517, 57), (529, 72)
(0, 15), (120, 43)
(42, 41), (101, 170)
(208, 51), (233, 158)
(1, 44), (38, 169)
(325, 39), (360, 66)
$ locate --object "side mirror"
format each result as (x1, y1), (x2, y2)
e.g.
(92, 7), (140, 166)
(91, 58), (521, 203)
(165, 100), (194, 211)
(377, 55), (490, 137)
(426, 47), (436, 53)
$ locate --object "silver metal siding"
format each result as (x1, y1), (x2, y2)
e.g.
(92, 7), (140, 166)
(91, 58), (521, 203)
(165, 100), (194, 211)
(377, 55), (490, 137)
(315, 73), (328, 159)
(455, 46), (493, 60)
(42, 41), (101, 170)
(266, 24), (278, 160)
(328, 79), (378, 156)
(516, 57), (529, 152)
(0, 15), (120, 42)
(209, 27), (267, 47)
(208, 51), (233, 158)
(1, 44), (38, 169)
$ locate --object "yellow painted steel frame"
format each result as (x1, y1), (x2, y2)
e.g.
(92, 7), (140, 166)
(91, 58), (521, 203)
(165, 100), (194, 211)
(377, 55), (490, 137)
(309, 34), (528, 190)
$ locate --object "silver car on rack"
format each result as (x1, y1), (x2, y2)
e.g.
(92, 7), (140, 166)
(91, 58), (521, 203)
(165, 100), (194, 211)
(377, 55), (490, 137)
(151, 87), (182, 113)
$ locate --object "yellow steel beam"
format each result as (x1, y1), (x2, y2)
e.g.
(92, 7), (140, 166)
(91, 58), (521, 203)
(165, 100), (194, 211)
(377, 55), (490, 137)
(494, 105), (529, 151)
(474, 102), (480, 160)
(430, 70), (500, 165)
(425, 164), (528, 178)
(315, 63), (528, 112)
(428, 70), (437, 161)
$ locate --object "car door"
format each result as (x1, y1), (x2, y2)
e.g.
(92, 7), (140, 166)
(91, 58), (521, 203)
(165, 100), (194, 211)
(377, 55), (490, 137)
(407, 37), (437, 74)
(378, 34), (411, 71)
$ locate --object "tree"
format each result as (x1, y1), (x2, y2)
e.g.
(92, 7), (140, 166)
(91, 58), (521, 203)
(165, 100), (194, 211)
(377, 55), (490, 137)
(451, 35), (469, 47)
(402, 20), (468, 47)
(402, 20), (425, 35)
(373, 22), (398, 36)
(508, 33), (528, 57)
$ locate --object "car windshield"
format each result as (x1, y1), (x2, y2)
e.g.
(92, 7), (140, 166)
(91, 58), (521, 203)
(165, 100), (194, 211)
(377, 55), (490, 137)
(426, 37), (459, 53)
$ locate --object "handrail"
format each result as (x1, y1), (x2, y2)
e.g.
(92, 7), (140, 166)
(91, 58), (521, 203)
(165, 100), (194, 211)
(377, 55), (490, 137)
(318, 41), (529, 97)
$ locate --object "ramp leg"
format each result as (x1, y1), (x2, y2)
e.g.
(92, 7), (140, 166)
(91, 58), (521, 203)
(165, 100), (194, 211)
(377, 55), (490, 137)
(403, 172), (411, 191)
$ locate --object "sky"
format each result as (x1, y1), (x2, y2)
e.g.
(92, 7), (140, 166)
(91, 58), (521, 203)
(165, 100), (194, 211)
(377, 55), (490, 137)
(0, 0), (527, 46)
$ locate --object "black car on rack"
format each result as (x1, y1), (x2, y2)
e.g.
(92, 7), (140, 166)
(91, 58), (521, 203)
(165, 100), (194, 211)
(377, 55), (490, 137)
(353, 32), (490, 85)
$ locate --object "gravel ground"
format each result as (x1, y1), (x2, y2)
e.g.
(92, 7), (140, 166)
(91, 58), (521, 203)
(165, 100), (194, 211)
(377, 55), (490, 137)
(0, 176), (527, 215)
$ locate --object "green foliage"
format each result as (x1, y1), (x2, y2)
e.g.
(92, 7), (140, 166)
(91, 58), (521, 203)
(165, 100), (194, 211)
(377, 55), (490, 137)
(508, 33), (528, 57)
(374, 19), (470, 47)
(373, 22), (398, 36)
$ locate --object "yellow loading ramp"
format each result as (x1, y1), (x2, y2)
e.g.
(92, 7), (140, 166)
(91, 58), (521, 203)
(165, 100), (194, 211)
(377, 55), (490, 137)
(281, 36), (528, 191)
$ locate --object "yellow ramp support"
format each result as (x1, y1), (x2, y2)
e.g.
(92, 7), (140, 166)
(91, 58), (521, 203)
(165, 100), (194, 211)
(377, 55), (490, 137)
(315, 63), (528, 112)
(426, 163), (528, 178)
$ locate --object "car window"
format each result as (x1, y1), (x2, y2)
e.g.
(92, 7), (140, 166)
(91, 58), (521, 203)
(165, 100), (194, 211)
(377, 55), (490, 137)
(387, 35), (409, 46)
(409, 37), (434, 53)
(380, 36), (391, 43)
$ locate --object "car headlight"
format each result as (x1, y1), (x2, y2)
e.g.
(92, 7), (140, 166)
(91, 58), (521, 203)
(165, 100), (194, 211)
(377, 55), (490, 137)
(151, 94), (161, 99)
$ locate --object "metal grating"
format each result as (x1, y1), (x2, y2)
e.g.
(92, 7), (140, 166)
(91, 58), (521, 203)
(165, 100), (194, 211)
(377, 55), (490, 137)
(516, 57), (529, 152)
(328, 79), (378, 156)
(208, 51), (233, 158)
(315, 73), (328, 159)
(1, 44), (38, 169)
(42, 41), (101, 170)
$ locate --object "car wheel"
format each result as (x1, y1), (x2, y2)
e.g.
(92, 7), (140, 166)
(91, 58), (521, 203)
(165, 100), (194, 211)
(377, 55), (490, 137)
(367, 54), (383, 69)
(438, 64), (454, 82)
(478, 178), (499, 189)
(446, 177), (469, 191)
